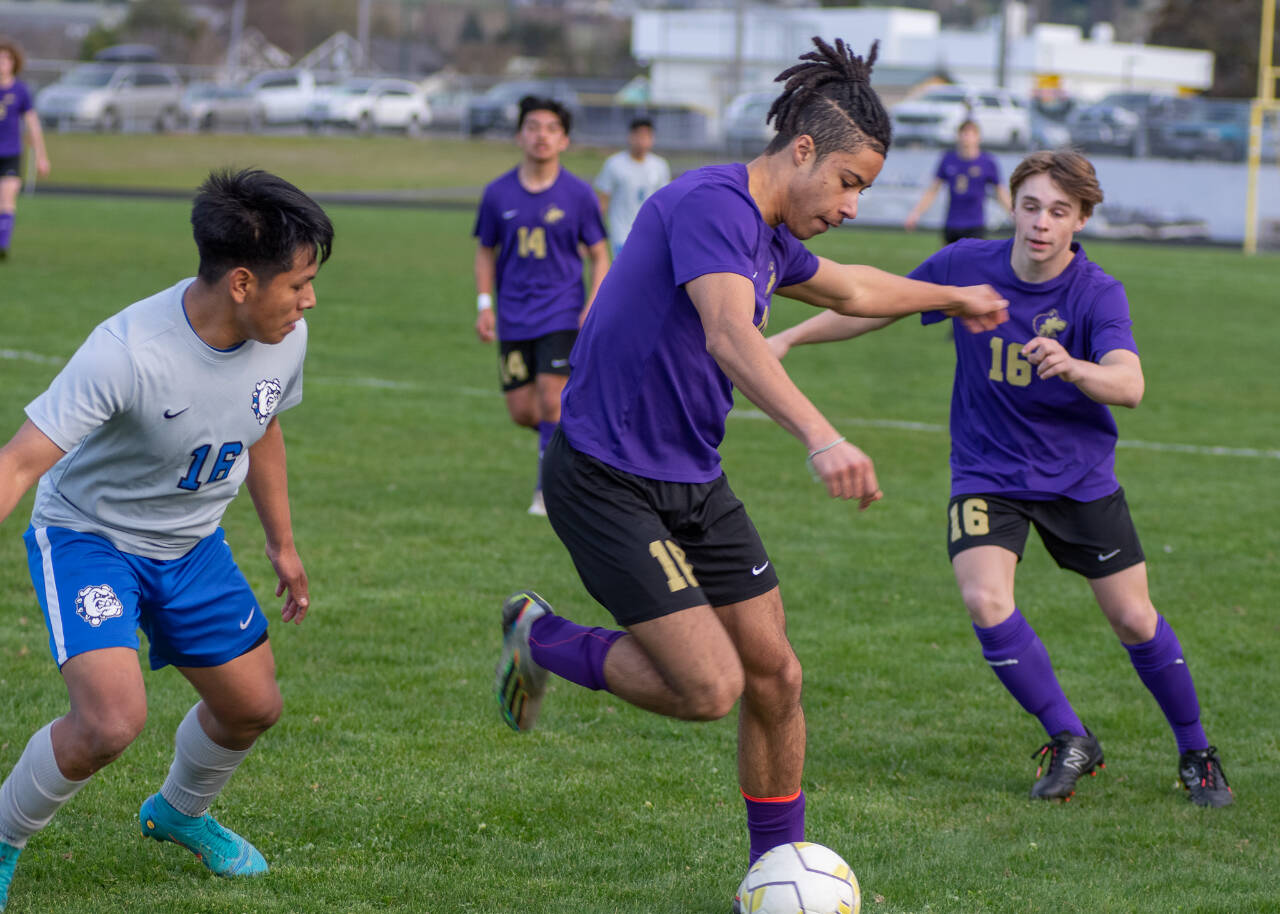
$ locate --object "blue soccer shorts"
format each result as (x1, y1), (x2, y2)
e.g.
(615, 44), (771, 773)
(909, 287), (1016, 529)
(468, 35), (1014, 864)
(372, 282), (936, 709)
(23, 525), (269, 670)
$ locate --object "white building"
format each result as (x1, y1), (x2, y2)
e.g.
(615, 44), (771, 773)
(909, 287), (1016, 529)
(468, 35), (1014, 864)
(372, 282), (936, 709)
(633, 4), (1213, 131)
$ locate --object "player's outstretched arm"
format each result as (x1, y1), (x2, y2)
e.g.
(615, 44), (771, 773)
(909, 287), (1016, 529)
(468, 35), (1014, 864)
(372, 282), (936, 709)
(0, 421), (65, 527)
(779, 257), (1008, 332)
(1023, 340), (1145, 408)
(905, 178), (944, 231)
(474, 244), (498, 343)
(766, 309), (897, 361)
(246, 417), (310, 624)
(688, 272), (882, 509)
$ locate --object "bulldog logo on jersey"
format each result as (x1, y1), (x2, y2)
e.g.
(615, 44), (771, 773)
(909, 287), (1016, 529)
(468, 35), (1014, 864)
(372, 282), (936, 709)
(76, 584), (124, 628)
(1033, 309), (1069, 339)
(251, 378), (282, 425)
(542, 204), (565, 225)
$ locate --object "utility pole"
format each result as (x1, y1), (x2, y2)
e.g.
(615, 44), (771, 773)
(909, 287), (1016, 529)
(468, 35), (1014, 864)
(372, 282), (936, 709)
(996, 0), (1010, 88)
(227, 0), (246, 84)
(358, 0), (372, 72)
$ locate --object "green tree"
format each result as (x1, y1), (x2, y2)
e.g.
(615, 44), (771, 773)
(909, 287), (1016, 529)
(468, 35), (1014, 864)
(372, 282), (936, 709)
(1149, 0), (1279, 97)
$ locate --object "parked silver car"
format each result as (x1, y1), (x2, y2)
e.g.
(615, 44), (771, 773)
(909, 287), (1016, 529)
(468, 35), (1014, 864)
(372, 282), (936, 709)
(36, 63), (183, 132)
(178, 83), (264, 133)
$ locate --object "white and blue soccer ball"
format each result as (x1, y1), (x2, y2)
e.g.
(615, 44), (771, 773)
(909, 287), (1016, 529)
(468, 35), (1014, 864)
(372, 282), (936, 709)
(735, 842), (861, 914)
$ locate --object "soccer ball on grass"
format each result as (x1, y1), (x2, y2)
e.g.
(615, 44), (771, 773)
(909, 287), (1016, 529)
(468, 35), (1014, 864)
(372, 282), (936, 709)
(734, 841), (861, 914)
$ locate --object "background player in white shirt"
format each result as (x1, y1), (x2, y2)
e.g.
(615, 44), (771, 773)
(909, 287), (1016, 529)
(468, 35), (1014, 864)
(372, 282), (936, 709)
(594, 117), (671, 254)
(0, 168), (333, 910)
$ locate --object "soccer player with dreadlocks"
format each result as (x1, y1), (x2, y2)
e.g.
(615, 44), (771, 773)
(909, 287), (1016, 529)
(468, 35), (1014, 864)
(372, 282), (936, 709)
(489, 37), (1007, 881)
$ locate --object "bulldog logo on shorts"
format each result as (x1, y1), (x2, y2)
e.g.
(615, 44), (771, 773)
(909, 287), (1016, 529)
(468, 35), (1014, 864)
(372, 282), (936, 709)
(251, 378), (282, 425)
(76, 584), (124, 628)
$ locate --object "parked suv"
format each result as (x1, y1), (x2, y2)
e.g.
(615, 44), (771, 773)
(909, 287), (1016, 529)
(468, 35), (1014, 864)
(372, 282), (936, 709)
(1068, 91), (1172, 157)
(36, 62), (183, 132)
(1148, 97), (1250, 162)
(464, 80), (578, 136)
(248, 69), (329, 126)
(891, 85), (1031, 148)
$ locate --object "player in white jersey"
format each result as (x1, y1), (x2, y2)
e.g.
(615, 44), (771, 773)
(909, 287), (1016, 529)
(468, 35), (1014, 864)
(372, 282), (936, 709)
(0, 168), (333, 910)
(593, 117), (671, 254)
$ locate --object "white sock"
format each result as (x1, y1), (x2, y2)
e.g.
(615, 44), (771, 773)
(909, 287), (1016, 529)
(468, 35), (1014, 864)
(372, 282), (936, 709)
(0, 722), (90, 848)
(159, 704), (251, 818)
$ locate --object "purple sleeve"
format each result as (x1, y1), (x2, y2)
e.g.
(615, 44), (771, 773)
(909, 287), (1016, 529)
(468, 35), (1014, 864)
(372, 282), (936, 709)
(668, 187), (756, 286)
(777, 227), (818, 286)
(1087, 282), (1139, 361)
(578, 182), (607, 247)
(472, 186), (499, 247)
(934, 152), (949, 181)
(910, 247), (954, 326)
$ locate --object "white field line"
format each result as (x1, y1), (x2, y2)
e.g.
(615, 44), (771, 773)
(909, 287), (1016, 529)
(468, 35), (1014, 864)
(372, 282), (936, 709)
(6, 352), (1275, 461)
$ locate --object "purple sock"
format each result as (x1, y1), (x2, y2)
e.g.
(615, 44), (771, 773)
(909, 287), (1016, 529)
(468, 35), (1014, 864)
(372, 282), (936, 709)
(744, 790), (805, 866)
(0, 213), (13, 250)
(1124, 615), (1207, 754)
(527, 613), (623, 692)
(536, 422), (556, 488)
(974, 608), (1086, 738)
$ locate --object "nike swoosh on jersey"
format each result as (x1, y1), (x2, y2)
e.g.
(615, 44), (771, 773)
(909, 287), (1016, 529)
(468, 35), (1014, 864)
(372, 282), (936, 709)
(163, 407), (190, 419)
(503, 209), (518, 219)
(239, 609), (256, 630)
(1097, 548), (1121, 561)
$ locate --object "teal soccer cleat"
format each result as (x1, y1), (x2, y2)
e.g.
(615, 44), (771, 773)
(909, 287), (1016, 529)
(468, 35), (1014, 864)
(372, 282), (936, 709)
(0, 841), (20, 912)
(140, 793), (268, 877)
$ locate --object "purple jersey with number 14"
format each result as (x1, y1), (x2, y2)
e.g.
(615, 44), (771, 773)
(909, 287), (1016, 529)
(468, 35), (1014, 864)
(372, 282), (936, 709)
(912, 238), (1138, 501)
(560, 163), (819, 484)
(473, 167), (606, 342)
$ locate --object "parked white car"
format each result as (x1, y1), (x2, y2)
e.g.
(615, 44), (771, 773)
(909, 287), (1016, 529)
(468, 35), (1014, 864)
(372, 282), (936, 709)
(36, 63), (183, 132)
(305, 77), (432, 134)
(892, 85), (1031, 149)
(722, 90), (776, 157)
(247, 69), (329, 125)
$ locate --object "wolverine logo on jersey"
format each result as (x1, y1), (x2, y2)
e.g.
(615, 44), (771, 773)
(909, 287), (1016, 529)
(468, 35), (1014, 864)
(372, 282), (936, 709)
(542, 204), (565, 225)
(251, 378), (282, 425)
(76, 584), (124, 628)
(1033, 309), (1069, 339)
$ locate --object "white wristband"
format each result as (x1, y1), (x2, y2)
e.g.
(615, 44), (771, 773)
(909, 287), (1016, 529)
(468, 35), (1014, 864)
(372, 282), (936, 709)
(477, 293), (493, 312)
(805, 436), (846, 481)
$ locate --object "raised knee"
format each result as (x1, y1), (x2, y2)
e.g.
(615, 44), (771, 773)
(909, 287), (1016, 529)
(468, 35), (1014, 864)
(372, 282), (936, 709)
(238, 695), (283, 734)
(1109, 604), (1158, 643)
(682, 672), (744, 722)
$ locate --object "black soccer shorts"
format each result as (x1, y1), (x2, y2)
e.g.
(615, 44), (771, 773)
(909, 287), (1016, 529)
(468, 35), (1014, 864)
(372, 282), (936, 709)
(0, 154), (22, 179)
(497, 329), (577, 392)
(945, 487), (1146, 579)
(542, 429), (779, 626)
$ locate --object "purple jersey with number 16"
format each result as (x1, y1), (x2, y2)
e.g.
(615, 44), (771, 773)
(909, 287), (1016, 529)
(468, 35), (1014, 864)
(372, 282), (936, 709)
(560, 163), (819, 484)
(912, 238), (1138, 502)
(473, 167), (606, 342)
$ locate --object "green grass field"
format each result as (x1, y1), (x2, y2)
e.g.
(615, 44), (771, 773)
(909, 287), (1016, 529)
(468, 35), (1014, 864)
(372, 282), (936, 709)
(0, 137), (1278, 913)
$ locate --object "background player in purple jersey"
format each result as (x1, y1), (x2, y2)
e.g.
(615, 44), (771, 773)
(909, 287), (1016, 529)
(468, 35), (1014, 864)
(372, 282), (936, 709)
(0, 38), (50, 260)
(905, 120), (1011, 245)
(491, 37), (1008, 887)
(769, 149), (1232, 808)
(473, 95), (610, 516)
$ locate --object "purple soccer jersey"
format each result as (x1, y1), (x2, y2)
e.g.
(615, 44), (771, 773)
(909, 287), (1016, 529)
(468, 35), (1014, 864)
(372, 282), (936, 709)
(936, 150), (1001, 231)
(473, 167), (606, 342)
(0, 79), (33, 157)
(560, 164), (819, 483)
(913, 238), (1138, 501)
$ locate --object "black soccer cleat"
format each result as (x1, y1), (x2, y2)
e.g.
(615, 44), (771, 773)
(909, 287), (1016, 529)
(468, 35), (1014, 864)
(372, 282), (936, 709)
(1029, 728), (1104, 800)
(1179, 746), (1234, 808)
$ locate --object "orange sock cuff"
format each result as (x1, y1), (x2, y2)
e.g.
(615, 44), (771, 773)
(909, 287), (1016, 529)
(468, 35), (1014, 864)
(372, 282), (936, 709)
(740, 788), (802, 804)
